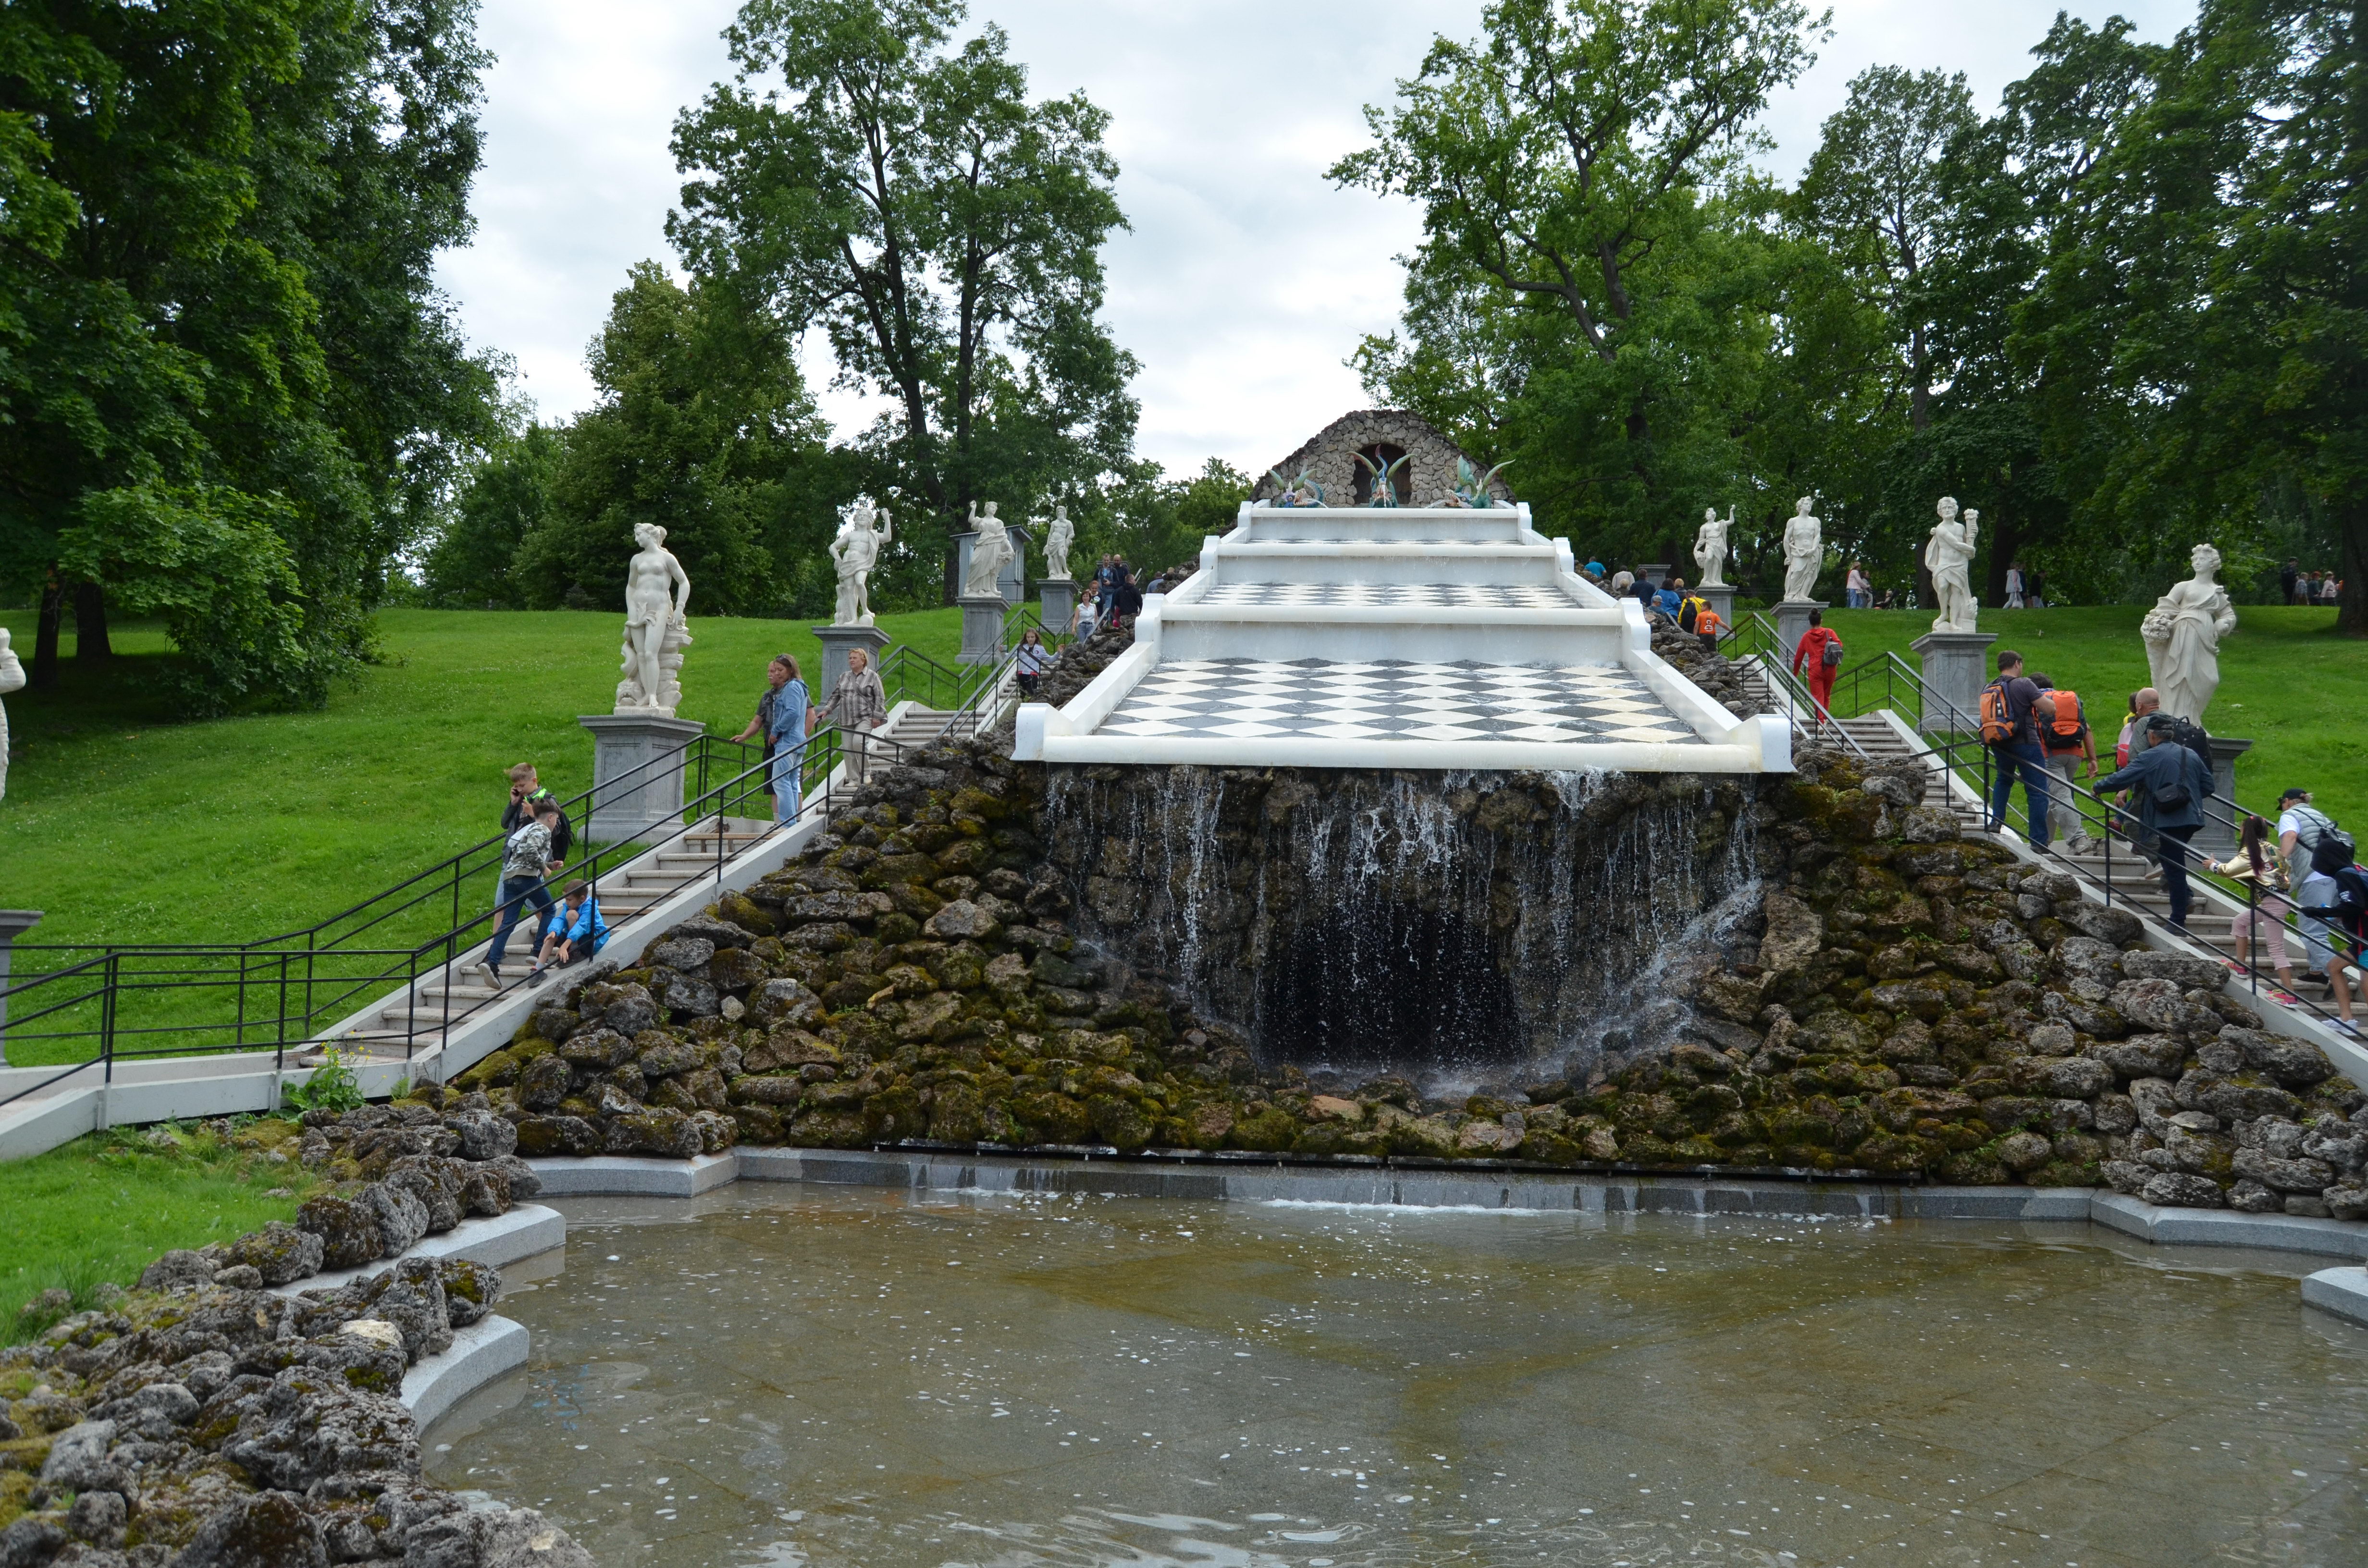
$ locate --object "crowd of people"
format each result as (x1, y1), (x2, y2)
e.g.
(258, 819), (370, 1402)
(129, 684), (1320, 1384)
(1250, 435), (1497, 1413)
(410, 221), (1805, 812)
(476, 762), (605, 991)
(2280, 560), (2345, 606)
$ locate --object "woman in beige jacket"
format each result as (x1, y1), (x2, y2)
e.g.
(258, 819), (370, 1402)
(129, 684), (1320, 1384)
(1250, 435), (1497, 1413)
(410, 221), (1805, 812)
(821, 646), (889, 782)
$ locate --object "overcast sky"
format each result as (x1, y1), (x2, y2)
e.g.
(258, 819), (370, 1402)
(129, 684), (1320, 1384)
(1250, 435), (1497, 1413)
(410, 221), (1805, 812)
(436, 0), (2195, 480)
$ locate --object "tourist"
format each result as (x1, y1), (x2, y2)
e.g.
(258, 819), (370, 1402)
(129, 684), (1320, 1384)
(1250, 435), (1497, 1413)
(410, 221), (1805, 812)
(1584, 559), (1605, 583)
(501, 762), (573, 870)
(1979, 650), (2051, 847)
(823, 644), (888, 784)
(731, 654), (807, 823)
(1845, 561), (1869, 609)
(1016, 628), (1053, 695)
(1094, 555), (1121, 625)
(2321, 574), (2342, 606)
(2294, 860), (2364, 1037)
(1608, 568), (1635, 598)
(2282, 558), (2301, 604)
(2091, 715), (2214, 930)
(2114, 688), (2159, 768)
(1654, 576), (1684, 620)
(1114, 561), (1144, 628)
(1790, 608), (1841, 717)
(1692, 598), (1725, 654)
(2279, 787), (2351, 985)
(477, 797), (562, 988)
(1875, 587), (1896, 610)
(2025, 566), (2047, 608)
(2004, 561), (2026, 609)
(527, 879), (609, 986)
(2216, 816), (2298, 997)
(1074, 598), (1097, 639)
(2029, 673), (2097, 854)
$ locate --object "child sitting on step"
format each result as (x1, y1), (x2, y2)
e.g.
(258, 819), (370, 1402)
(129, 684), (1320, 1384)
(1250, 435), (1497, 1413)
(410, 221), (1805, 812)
(528, 880), (608, 986)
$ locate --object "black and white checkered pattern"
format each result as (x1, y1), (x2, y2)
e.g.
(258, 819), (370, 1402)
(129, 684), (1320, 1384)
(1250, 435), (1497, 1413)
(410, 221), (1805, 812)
(1196, 582), (1573, 609)
(1102, 660), (1702, 745)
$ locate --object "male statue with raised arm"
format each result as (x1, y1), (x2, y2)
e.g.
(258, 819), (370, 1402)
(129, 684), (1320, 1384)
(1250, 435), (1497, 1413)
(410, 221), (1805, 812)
(1924, 497), (1980, 634)
(1692, 506), (1731, 588)
(829, 497), (894, 626)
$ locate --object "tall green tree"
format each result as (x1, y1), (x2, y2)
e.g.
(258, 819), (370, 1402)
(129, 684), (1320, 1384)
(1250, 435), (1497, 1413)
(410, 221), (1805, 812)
(511, 263), (834, 617)
(423, 419), (562, 608)
(668, 0), (1139, 601)
(1332, 0), (1828, 572)
(0, 0), (503, 711)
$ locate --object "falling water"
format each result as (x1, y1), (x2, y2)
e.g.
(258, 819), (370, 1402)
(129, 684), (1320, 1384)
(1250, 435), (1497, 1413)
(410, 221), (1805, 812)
(1042, 766), (1767, 1089)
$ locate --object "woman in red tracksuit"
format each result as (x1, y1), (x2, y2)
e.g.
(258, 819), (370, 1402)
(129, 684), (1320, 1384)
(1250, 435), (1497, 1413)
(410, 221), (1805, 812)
(1791, 608), (1842, 716)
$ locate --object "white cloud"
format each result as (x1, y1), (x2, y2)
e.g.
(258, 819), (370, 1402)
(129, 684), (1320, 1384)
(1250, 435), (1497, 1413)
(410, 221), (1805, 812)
(436, 0), (2196, 479)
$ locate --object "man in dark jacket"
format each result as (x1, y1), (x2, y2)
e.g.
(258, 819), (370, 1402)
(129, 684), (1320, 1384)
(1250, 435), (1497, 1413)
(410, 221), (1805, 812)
(2091, 714), (2217, 931)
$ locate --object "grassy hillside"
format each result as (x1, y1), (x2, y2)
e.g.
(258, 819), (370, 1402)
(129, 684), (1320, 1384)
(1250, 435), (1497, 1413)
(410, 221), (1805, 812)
(0, 606), (962, 959)
(1779, 604), (2365, 826)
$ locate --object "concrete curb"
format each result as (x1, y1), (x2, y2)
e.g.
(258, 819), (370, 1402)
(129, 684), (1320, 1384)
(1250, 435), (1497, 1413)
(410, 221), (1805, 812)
(2299, 1267), (2368, 1329)
(271, 1205), (568, 1298)
(403, 1316), (528, 1430)
(531, 1148), (2368, 1262)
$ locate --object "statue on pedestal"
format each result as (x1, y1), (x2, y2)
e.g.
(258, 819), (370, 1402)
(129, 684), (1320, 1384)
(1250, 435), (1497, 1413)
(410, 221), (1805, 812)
(829, 497), (893, 625)
(1040, 504), (1074, 581)
(1924, 496), (1980, 633)
(1781, 497), (1823, 601)
(617, 523), (691, 716)
(1692, 506), (1732, 588)
(0, 626), (23, 802)
(2143, 543), (2239, 725)
(962, 501), (1012, 598)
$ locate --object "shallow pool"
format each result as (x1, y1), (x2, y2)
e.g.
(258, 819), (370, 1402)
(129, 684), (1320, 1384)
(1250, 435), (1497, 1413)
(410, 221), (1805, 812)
(427, 1188), (2368, 1567)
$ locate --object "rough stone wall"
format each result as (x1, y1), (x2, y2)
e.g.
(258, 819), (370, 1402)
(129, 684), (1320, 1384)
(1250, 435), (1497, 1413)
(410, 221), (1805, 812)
(1251, 410), (1513, 507)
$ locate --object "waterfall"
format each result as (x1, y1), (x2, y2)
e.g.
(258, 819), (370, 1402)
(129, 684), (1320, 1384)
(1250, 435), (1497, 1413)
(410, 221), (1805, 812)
(1042, 766), (1764, 1090)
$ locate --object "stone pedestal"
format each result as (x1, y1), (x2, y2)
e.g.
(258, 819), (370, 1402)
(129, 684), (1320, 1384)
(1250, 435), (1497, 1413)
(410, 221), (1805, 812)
(0, 910), (41, 1067)
(1038, 578), (1077, 640)
(2199, 736), (2254, 858)
(1697, 585), (1736, 637)
(1910, 629), (1999, 735)
(812, 623), (891, 712)
(1773, 599), (1828, 666)
(957, 594), (1008, 666)
(579, 712), (704, 845)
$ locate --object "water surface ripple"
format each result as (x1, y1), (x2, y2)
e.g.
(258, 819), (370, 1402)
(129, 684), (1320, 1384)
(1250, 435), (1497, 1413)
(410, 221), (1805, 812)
(426, 1189), (2368, 1566)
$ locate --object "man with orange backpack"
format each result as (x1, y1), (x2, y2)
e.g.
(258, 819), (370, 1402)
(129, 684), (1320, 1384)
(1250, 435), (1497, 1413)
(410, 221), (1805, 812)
(2030, 673), (2097, 854)
(1979, 649), (2050, 847)
(1790, 607), (1843, 716)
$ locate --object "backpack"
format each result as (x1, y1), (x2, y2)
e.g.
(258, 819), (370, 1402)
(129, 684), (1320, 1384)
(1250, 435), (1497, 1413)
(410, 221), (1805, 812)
(1979, 678), (2015, 745)
(2046, 688), (2084, 743)
(1821, 633), (1843, 669)
(2293, 806), (2358, 877)
(1678, 595), (1704, 632)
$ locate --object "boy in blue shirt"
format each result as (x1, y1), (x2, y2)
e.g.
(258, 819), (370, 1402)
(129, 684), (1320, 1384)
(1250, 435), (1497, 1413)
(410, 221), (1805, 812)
(528, 880), (609, 986)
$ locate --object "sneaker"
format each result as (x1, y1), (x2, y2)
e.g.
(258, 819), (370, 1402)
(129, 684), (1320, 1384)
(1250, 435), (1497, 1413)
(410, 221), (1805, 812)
(2334, 1019), (2362, 1039)
(470, 961), (498, 989)
(2269, 988), (2300, 1005)
(527, 967), (550, 988)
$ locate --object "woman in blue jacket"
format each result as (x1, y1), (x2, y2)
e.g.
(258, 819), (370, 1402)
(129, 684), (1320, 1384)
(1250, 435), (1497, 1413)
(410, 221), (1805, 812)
(2091, 714), (2217, 931)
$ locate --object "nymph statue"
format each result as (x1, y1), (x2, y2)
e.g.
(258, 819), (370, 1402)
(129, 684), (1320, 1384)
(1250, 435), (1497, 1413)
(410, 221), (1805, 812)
(829, 497), (893, 626)
(0, 626), (23, 802)
(961, 501), (1012, 599)
(2143, 542), (2239, 725)
(617, 522), (691, 716)
(1924, 496), (1980, 634)
(1267, 467), (1325, 507)
(1040, 504), (1074, 581)
(1780, 497), (1823, 602)
(1692, 506), (1732, 588)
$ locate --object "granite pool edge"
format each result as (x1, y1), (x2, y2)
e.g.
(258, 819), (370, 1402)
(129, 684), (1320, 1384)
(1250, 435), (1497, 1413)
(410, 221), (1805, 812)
(523, 1150), (2368, 1331)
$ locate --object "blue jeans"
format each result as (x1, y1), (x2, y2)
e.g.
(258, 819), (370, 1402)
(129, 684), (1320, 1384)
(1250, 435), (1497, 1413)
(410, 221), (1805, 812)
(770, 739), (805, 821)
(488, 874), (554, 972)
(2158, 825), (2199, 928)
(1987, 742), (2050, 846)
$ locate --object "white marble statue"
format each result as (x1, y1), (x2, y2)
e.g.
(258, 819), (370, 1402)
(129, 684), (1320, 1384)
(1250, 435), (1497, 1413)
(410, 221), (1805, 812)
(1040, 504), (1074, 581)
(0, 626), (23, 802)
(1924, 496), (1981, 633)
(2143, 542), (2239, 726)
(961, 501), (1012, 598)
(617, 522), (692, 716)
(1692, 506), (1732, 588)
(829, 497), (894, 626)
(1780, 496), (1823, 602)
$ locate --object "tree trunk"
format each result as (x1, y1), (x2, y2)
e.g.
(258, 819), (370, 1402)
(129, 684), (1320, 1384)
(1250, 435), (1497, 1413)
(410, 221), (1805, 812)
(73, 581), (111, 661)
(32, 577), (63, 689)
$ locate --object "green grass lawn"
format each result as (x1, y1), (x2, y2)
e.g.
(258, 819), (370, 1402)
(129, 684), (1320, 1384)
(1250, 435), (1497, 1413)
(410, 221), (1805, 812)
(0, 1120), (315, 1343)
(0, 606), (962, 1065)
(1781, 604), (2367, 826)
